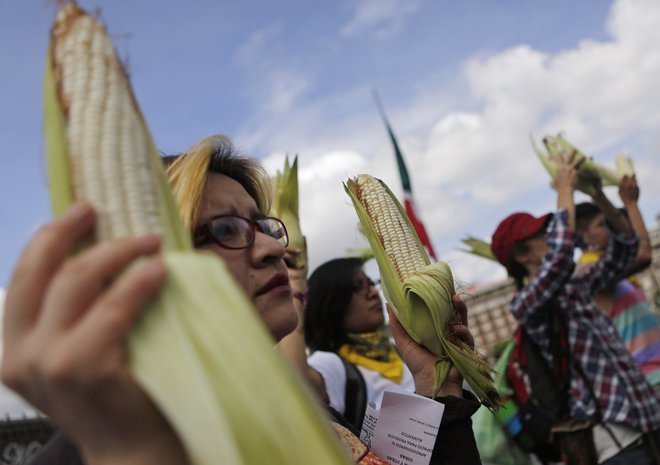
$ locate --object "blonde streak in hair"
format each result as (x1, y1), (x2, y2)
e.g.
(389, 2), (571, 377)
(167, 148), (212, 232)
(240, 155), (273, 216)
(170, 134), (273, 221)
(244, 160), (271, 216)
(203, 134), (272, 215)
(168, 134), (233, 230)
(258, 173), (273, 216)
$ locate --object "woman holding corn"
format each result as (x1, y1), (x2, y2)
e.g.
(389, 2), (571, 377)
(302, 258), (415, 431)
(166, 139), (481, 465)
(2, 134), (481, 465)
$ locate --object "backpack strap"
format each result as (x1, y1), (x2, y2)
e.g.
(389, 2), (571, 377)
(340, 357), (367, 432)
(548, 308), (570, 419)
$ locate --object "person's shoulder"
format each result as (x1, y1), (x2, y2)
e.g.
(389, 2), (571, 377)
(308, 351), (343, 369)
(307, 351), (349, 413)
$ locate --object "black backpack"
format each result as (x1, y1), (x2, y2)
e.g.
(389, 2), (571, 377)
(497, 309), (570, 464)
(339, 358), (367, 432)
(502, 303), (616, 463)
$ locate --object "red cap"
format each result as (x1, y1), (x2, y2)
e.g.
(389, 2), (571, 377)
(491, 212), (552, 265)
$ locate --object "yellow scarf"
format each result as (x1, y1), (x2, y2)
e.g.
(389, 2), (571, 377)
(578, 249), (641, 287)
(338, 331), (404, 383)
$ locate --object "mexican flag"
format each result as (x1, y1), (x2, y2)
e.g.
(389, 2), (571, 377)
(374, 92), (438, 262)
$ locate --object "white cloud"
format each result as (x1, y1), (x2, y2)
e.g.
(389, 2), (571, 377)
(236, 24), (285, 67)
(235, 24), (312, 116)
(239, 0), (660, 286)
(341, 0), (421, 38)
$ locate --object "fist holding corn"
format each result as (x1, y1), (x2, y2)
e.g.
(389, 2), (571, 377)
(345, 174), (500, 410)
(532, 133), (633, 197)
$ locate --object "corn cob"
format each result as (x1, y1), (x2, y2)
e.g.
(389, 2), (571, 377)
(532, 133), (621, 196)
(615, 153), (635, 178)
(345, 174), (499, 410)
(44, 4), (348, 465)
(270, 155), (305, 268)
(459, 236), (497, 262)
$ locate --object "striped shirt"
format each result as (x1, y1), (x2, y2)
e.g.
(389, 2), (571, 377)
(611, 280), (660, 386)
(511, 209), (660, 433)
(576, 251), (660, 387)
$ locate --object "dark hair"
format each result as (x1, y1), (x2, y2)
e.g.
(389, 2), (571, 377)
(160, 153), (179, 168)
(304, 257), (364, 352)
(575, 202), (602, 233)
(505, 230), (545, 290)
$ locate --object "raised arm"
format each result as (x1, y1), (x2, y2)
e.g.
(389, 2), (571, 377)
(575, 175), (641, 293)
(590, 176), (633, 237)
(550, 148), (582, 230)
(511, 150), (580, 324)
(618, 174), (652, 275)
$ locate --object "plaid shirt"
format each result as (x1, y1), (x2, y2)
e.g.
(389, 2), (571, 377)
(511, 209), (660, 433)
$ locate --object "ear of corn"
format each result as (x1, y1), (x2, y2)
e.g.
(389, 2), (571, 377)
(270, 155), (305, 267)
(44, 5), (348, 465)
(345, 174), (499, 410)
(45, 8), (188, 251)
(459, 236), (497, 262)
(532, 133), (621, 196)
(615, 153), (635, 178)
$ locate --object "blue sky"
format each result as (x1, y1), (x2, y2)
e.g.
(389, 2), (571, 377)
(1, 0), (659, 290)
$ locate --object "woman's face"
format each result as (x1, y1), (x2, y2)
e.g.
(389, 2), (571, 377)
(195, 172), (298, 342)
(582, 213), (608, 250)
(342, 268), (385, 334)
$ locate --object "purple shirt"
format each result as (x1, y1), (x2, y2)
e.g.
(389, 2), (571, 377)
(511, 209), (660, 433)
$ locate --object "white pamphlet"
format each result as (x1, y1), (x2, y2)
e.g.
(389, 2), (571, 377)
(370, 391), (445, 465)
(359, 401), (379, 448)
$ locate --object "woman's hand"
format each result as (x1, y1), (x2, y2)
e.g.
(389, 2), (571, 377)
(388, 295), (473, 399)
(1, 203), (188, 465)
(550, 148), (581, 194)
(550, 149), (583, 229)
(618, 174), (640, 206)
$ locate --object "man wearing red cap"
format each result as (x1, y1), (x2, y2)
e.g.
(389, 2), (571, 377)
(491, 152), (660, 464)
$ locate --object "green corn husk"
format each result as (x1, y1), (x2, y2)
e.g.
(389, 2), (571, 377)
(345, 174), (499, 411)
(615, 153), (635, 178)
(459, 236), (497, 262)
(44, 4), (348, 465)
(346, 247), (376, 262)
(270, 155), (304, 268)
(532, 133), (621, 196)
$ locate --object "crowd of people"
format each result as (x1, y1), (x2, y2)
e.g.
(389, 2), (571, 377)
(1, 135), (659, 465)
(1, 135), (480, 465)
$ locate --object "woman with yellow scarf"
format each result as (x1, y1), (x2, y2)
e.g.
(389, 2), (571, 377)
(304, 258), (413, 431)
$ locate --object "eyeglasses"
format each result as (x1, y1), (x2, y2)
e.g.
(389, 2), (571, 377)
(352, 278), (379, 298)
(193, 215), (289, 250)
